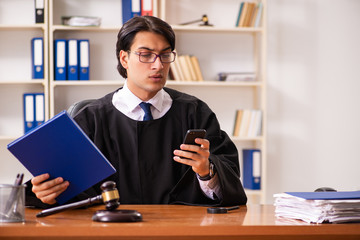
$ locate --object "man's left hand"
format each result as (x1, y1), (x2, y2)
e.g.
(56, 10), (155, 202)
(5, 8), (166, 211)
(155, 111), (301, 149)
(173, 138), (210, 177)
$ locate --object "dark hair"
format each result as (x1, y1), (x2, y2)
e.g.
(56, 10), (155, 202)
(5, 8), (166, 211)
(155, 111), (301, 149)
(116, 16), (176, 78)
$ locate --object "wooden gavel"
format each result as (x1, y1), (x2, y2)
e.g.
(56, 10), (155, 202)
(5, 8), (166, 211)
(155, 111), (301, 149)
(36, 181), (120, 218)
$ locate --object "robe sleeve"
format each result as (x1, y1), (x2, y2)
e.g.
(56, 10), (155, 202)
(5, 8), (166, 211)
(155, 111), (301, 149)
(169, 100), (247, 206)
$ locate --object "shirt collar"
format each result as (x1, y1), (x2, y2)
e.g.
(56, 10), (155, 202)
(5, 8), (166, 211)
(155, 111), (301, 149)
(122, 81), (165, 113)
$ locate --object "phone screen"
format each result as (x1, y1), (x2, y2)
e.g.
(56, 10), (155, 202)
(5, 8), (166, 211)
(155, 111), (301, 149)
(183, 129), (206, 146)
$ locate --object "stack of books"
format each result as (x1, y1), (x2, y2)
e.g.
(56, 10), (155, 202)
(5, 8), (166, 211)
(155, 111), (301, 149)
(235, 2), (263, 28)
(169, 55), (203, 81)
(233, 109), (262, 137)
(274, 191), (360, 224)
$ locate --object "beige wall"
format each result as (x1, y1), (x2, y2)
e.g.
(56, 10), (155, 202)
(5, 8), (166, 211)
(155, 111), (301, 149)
(266, 0), (360, 202)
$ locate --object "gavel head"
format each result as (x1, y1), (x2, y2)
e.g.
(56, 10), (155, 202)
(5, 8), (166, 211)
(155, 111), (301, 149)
(100, 181), (120, 210)
(201, 14), (209, 25)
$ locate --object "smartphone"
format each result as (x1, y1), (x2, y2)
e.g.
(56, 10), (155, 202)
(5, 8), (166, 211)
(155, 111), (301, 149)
(183, 129), (206, 146)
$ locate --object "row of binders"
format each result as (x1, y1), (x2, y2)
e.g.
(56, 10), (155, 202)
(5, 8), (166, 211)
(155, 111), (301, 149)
(235, 1), (263, 27)
(233, 109), (262, 137)
(169, 55), (204, 81)
(242, 149), (261, 190)
(122, 0), (154, 24)
(23, 93), (45, 133)
(54, 39), (90, 81)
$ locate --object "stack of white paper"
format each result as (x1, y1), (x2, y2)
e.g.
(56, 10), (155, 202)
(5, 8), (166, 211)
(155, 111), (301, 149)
(62, 16), (101, 27)
(274, 191), (360, 224)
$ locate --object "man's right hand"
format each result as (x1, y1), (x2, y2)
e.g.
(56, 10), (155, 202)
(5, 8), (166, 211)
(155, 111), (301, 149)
(31, 173), (69, 205)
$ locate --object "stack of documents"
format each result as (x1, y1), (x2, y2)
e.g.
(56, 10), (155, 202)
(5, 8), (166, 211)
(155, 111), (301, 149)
(274, 191), (360, 224)
(62, 16), (101, 27)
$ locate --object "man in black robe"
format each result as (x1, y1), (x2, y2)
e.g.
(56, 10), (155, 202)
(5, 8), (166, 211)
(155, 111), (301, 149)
(27, 16), (247, 207)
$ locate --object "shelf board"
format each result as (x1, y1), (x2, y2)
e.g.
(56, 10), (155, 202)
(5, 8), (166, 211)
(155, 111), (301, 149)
(171, 25), (263, 33)
(0, 135), (19, 141)
(166, 81), (262, 87)
(52, 80), (124, 86)
(0, 24), (45, 30)
(51, 25), (121, 31)
(231, 136), (264, 141)
(0, 80), (45, 85)
(51, 80), (262, 87)
(50, 25), (263, 33)
(245, 189), (262, 196)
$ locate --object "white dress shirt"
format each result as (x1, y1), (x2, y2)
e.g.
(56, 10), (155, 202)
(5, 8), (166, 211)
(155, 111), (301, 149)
(111, 81), (222, 200)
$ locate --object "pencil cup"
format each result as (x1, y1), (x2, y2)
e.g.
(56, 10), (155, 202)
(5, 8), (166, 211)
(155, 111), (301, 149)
(0, 184), (26, 222)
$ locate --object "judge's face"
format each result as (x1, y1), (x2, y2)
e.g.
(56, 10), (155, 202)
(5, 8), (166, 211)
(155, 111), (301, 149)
(119, 31), (172, 101)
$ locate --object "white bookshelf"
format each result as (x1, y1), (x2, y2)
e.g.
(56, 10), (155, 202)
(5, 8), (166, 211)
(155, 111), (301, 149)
(49, 0), (123, 115)
(1, 0), (267, 204)
(0, 0), (49, 183)
(159, 0), (267, 204)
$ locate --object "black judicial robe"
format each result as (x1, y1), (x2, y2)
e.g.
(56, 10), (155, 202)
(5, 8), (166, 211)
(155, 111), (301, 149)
(25, 87), (247, 208)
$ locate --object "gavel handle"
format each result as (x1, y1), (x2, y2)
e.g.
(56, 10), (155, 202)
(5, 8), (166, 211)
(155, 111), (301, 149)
(36, 195), (102, 218)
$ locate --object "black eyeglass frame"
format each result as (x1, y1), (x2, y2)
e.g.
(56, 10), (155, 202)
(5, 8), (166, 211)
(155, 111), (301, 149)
(128, 51), (176, 63)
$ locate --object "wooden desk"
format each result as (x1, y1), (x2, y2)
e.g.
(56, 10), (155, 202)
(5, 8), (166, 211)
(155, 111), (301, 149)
(1, 205), (359, 240)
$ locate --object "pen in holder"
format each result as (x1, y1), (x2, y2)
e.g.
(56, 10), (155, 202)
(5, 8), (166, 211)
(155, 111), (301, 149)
(0, 182), (26, 222)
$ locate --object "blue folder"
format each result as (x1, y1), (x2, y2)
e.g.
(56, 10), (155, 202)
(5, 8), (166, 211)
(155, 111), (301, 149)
(122, 0), (141, 24)
(131, 0), (141, 18)
(67, 39), (79, 80)
(78, 39), (90, 81)
(122, 0), (132, 24)
(285, 191), (360, 200)
(54, 39), (67, 80)
(23, 93), (35, 133)
(34, 93), (45, 128)
(242, 149), (261, 190)
(7, 111), (116, 205)
(31, 37), (44, 79)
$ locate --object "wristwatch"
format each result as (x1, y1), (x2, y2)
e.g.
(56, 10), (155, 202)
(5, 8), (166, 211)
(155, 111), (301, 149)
(197, 160), (216, 181)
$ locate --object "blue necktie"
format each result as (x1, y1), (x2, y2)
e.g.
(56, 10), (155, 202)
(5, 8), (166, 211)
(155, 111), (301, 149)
(139, 102), (153, 121)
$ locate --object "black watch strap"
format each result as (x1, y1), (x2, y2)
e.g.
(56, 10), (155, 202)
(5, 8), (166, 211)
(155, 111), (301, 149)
(197, 160), (216, 181)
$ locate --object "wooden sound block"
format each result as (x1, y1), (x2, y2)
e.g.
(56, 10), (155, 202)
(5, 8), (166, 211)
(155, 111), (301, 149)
(92, 209), (142, 222)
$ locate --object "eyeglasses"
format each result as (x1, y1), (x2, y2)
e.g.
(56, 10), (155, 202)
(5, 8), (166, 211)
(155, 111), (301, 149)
(128, 51), (176, 63)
